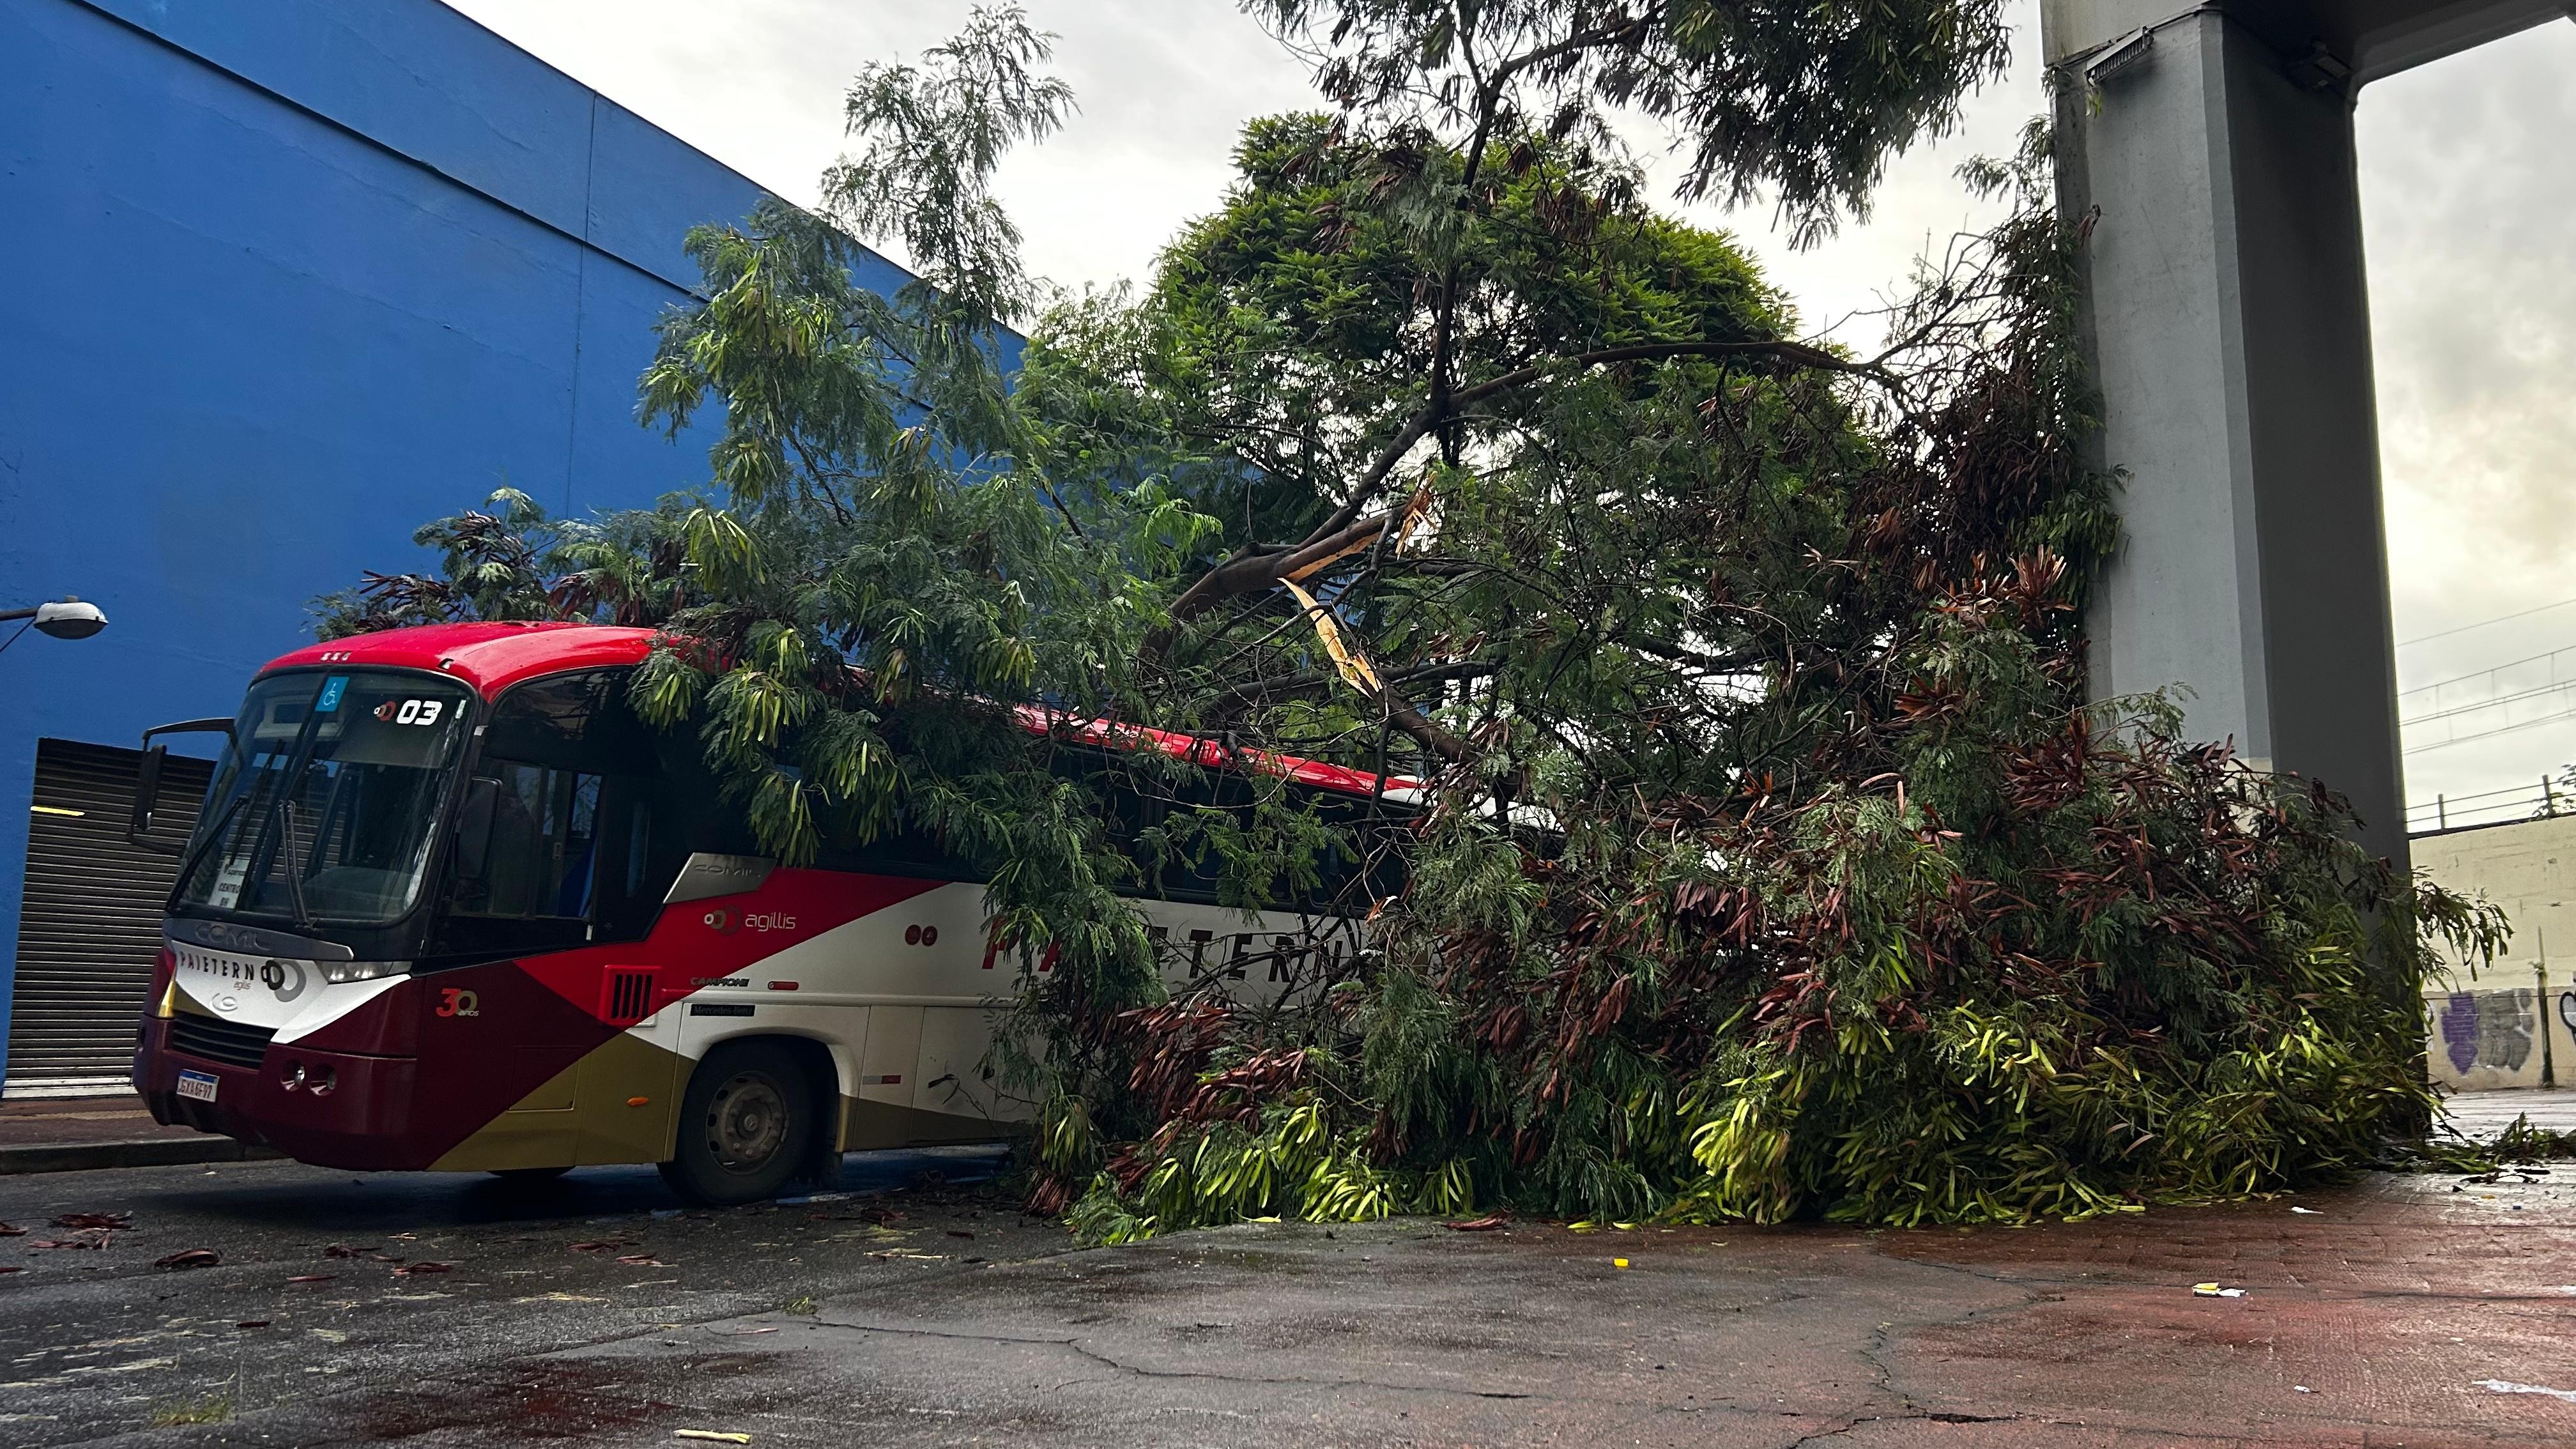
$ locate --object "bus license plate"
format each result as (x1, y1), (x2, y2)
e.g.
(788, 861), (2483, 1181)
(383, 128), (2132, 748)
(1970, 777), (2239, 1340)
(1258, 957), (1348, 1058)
(176, 1070), (218, 1103)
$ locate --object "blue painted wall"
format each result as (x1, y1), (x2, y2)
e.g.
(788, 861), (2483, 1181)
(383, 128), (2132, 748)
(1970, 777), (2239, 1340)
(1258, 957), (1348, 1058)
(0, 0), (919, 1084)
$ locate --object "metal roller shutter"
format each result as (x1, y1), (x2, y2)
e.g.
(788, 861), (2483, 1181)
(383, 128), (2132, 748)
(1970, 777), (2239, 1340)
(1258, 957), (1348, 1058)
(6, 739), (214, 1096)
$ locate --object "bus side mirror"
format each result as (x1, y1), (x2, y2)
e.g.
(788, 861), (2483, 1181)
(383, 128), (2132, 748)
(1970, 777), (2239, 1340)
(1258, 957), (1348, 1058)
(454, 776), (500, 882)
(129, 716), (233, 855)
(129, 746), (171, 854)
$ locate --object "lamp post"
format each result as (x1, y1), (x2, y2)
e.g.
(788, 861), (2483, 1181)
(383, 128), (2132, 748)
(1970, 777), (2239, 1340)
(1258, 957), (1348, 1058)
(0, 597), (109, 654)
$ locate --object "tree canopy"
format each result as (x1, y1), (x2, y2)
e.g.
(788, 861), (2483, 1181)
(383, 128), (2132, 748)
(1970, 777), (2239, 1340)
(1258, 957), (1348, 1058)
(328, 3), (2499, 1230)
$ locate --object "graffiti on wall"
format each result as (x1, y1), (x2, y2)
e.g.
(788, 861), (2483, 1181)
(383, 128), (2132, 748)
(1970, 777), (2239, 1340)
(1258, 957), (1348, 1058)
(2437, 990), (2533, 1075)
(2434, 988), (2576, 1079)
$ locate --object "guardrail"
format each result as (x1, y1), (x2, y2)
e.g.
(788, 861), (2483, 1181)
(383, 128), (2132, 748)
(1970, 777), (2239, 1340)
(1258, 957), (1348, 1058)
(2406, 778), (2576, 836)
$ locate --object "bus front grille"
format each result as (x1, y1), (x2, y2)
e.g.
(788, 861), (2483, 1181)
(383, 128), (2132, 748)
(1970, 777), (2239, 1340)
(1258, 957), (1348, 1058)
(167, 1013), (276, 1070)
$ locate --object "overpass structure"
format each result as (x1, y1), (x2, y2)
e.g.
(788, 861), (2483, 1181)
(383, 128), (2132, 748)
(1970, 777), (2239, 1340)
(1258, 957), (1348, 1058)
(2046, 0), (2573, 872)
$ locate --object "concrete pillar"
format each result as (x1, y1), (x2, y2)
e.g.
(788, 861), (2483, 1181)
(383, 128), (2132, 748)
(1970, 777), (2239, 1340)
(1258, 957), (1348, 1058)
(2048, 1), (2407, 867)
(2048, 0), (2573, 875)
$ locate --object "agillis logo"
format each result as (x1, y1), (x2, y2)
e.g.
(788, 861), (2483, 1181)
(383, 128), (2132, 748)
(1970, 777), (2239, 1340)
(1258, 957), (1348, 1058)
(702, 908), (797, 935)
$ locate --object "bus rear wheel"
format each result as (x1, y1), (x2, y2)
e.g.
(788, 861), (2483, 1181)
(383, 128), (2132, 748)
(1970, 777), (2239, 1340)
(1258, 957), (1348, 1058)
(659, 1039), (814, 1208)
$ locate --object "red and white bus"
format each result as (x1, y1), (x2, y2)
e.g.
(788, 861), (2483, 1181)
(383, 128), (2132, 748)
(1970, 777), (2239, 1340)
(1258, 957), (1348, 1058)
(126, 622), (1404, 1204)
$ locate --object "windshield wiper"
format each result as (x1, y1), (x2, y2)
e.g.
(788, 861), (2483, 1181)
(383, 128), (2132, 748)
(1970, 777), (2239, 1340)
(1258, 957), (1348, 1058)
(169, 788), (256, 907)
(275, 797), (316, 932)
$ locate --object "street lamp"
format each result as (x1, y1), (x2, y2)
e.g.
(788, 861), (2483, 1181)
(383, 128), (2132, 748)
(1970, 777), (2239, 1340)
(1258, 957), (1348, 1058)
(0, 597), (110, 652)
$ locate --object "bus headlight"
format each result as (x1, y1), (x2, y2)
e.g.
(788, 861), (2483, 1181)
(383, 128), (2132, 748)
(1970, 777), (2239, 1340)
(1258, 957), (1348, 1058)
(321, 961), (408, 985)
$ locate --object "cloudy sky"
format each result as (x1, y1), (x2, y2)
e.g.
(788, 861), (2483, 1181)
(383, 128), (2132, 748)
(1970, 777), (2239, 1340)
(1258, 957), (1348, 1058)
(447, 0), (2575, 832)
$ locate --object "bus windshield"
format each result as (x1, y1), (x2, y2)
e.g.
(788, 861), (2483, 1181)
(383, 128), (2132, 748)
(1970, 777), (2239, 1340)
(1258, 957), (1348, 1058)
(172, 671), (475, 926)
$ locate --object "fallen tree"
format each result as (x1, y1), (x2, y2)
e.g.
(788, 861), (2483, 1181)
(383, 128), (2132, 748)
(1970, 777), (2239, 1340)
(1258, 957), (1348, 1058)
(324, 3), (2503, 1230)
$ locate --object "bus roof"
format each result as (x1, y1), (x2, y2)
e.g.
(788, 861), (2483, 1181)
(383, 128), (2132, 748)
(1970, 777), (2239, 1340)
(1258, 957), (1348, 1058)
(263, 621), (659, 696)
(259, 622), (1418, 804)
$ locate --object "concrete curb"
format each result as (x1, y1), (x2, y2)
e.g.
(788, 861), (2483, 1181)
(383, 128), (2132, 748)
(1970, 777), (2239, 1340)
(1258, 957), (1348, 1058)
(0, 1138), (284, 1176)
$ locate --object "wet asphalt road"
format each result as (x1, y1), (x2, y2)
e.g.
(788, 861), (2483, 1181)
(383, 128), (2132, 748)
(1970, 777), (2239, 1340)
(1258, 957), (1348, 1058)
(5, 1159), (2575, 1446)
(0, 1149), (1045, 1446)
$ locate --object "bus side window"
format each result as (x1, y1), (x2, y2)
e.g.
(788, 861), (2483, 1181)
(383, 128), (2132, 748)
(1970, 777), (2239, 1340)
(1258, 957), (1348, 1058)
(595, 776), (665, 940)
(454, 763), (601, 919)
(446, 670), (666, 947)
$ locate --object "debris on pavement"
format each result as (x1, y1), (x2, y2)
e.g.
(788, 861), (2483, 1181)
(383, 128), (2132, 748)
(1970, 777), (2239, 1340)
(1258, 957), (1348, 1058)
(2191, 1283), (2246, 1298)
(53, 1211), (133, 1230)
(235, 1321), (269, 1330)
(153, 1248), (222, 1270)
(616, 1254), (668, 1266)
(392, 1261), (454, 1275)
(673, 1431), (753, 1443)
(1613, 1258), (1630, 1269)
(569, 1240), (632, 1254)
(2289, 1206), (2321, 1215)
(2458, 1168), (2549, 1186)
(0, 1221), (24, 1236)
(30, 1230), (114, 1250)
(2294, 1386), (2313, 1393)
(1440, 1214), (1510, 1232)
(2474, 1379), (2576, 1403)
(284, 1275), (335, 1284)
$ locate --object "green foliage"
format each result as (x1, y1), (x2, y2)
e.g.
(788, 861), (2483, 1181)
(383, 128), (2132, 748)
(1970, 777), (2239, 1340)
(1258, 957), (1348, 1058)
(823, 3), (1073, 326)
(1141, 111), (1790, 546)
(309, 487), (697, 640)
(625, 8), (1252, 1103)
(1246, 0), (2014, 247)
(1066, 1094), (1473, 1240)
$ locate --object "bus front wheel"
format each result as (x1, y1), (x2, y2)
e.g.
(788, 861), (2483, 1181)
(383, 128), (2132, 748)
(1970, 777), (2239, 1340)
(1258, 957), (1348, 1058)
(659, 1039), (815, 1208)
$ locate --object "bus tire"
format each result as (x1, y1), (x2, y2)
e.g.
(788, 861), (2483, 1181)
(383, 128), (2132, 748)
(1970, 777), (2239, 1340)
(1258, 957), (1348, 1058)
(659, 1039), (814, 1208)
